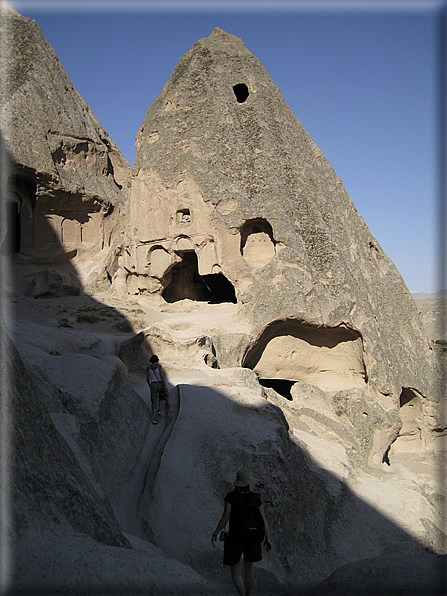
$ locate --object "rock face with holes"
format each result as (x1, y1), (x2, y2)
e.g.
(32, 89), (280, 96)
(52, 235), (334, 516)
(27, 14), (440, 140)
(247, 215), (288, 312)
(0, 5), (131, 284)
(3, 11), (446, 595)
(2, 9), (442, 466)
(124, 27), (443, 466)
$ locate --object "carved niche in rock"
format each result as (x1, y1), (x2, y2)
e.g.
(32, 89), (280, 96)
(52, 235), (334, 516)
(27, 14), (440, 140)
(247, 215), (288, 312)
(387, 388), (438, 459)
(162, 251), (236, 304)
(148, 245), (171, 279)
(243, 319), (367, 392)
(240, 218), (276, 268)
(21, 196), (111, 263)
(0, 172), (35, 257)
(3, 165), (121, 266)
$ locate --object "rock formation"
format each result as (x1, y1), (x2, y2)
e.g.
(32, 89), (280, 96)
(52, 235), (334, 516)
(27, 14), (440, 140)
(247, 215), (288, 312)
(1, 5), (445, 595)
(125, 26), (442, 468)
(0, 2), (130, 288)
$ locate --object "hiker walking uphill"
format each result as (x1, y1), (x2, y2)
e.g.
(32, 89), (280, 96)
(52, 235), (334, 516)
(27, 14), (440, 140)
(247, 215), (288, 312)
(211, 469), (272, 596)
(146, 355), (168, 425)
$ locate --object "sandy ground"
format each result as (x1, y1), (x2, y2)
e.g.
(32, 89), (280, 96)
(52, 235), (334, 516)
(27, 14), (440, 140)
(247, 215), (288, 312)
(5, 287), (244, 336)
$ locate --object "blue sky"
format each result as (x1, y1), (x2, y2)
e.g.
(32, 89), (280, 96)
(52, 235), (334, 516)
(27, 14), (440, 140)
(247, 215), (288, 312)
(9, 0), (446, 294)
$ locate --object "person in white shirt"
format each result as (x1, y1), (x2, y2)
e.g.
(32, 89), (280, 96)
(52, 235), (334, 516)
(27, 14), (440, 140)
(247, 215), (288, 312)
(146, 354), (168, 425)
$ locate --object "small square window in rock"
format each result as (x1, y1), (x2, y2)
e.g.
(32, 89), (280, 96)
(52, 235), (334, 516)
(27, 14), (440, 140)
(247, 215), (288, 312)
(177, 209), (191, 225)
(233, 83), (249, 103)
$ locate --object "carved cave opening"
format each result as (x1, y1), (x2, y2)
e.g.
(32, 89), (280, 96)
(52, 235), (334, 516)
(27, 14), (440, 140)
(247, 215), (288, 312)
(385, 388), (424, 464)
(162, 251), (236, 304)
(242, 319), (367, 392)
(240, 218), (276, 267)
(1, 174), (36, 256)
(259, 378), (294, 401)
(240, 218), (275, 251)
(233, 83), (249, 103)
(1, 201), (21, 255)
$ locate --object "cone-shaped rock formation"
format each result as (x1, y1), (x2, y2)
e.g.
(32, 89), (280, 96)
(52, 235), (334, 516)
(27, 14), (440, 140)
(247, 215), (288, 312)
(2, 11), (445, 594)
(126, 28), (441, 465)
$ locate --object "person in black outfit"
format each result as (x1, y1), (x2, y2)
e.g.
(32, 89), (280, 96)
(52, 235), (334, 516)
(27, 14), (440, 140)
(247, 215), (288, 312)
(211, 469), (272, 596)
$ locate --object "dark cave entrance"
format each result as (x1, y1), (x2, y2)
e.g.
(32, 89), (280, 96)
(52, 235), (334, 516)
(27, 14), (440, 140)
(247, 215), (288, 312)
(259, 378), (294, 400)
(233, 83), (249, 103)
(1, 174), (36, 257)
(162, 251), (237, 304)
(1, 201), (21, 255)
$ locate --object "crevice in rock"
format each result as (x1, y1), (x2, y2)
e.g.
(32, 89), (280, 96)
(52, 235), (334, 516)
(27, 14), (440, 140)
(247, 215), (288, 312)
(259, 378), (294, 400)
(114, 383), (179, 542)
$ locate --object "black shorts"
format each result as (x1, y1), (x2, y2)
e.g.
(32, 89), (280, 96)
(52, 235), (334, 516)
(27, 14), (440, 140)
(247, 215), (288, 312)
(223, 535), (262, 566)
(150, 382), (164, 409)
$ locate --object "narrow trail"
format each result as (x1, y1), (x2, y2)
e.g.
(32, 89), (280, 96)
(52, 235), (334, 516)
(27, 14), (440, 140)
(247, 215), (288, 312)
(112, 373), (180, 540)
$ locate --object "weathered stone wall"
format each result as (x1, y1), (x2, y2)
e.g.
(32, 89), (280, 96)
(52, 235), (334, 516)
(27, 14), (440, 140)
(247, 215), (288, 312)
(1, 313), (130, 547)
(0, 5), (130, 279)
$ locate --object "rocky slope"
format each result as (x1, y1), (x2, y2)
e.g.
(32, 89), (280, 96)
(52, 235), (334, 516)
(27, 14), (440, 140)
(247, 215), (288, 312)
(1, 5), (445, 595)
(414, 298), (447, 342)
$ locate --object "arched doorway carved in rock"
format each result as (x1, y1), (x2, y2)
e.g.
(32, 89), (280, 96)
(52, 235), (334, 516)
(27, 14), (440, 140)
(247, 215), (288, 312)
(1, 174), (36, 256)
(162, 250), (236, 304)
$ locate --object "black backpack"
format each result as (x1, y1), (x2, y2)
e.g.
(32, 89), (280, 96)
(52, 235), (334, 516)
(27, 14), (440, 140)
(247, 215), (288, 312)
(234, 492), (265, 543)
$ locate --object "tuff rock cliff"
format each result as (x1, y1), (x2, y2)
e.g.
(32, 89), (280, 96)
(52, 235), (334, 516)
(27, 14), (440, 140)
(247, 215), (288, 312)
(1, 5), (445, 595)
(0, 2), (130, 283)
(123, 27), (443, 469)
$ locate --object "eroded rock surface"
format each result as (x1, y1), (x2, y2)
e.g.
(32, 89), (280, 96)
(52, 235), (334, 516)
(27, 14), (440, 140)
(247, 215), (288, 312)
(126, 26), (443, 466)
(0, 4), (131, 285)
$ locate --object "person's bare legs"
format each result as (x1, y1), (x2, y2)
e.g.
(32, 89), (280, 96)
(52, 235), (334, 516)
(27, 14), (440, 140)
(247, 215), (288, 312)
(244, 560), (255, 596)
(230, 562), (245, 596)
